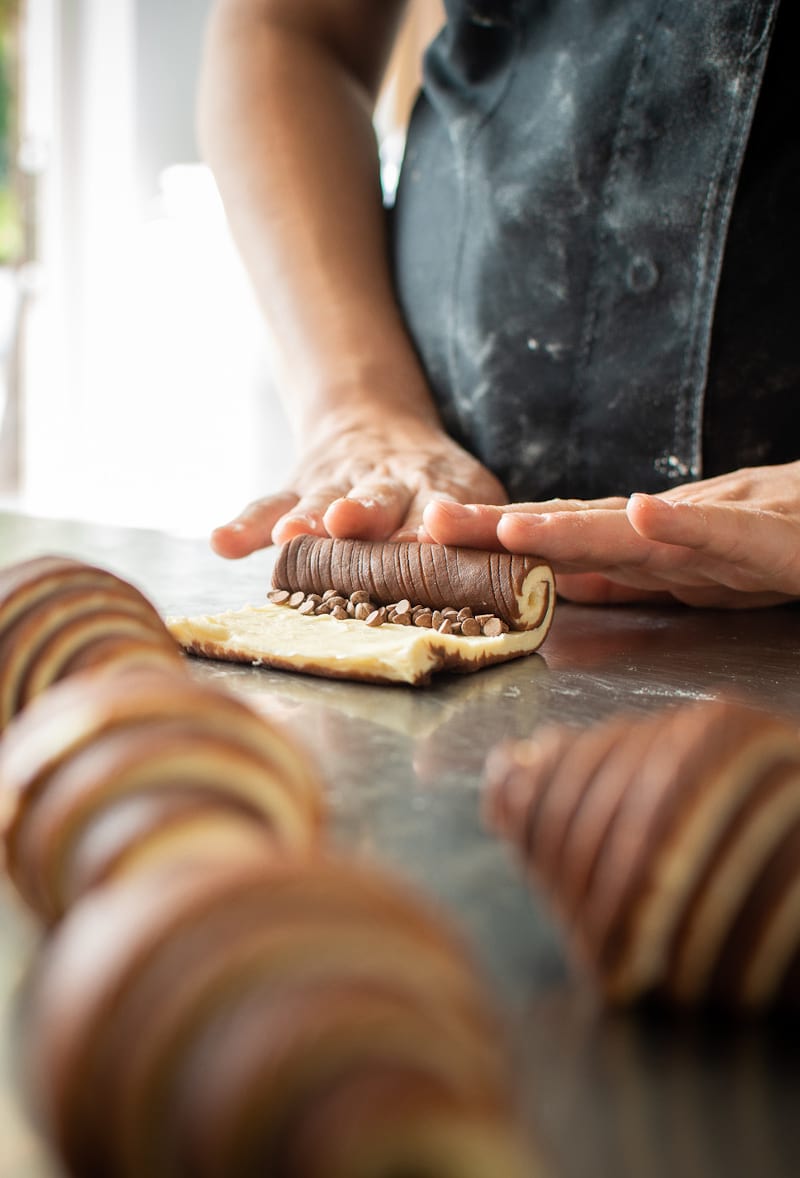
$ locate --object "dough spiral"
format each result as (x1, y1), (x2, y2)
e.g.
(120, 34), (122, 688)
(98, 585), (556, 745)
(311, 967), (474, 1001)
(273, 536), (554, 631)
(0, 555), (181, 730)
(486, 698), (800, 1010)
(25, 857), (531, 1178)
(0, 666), (323, 923)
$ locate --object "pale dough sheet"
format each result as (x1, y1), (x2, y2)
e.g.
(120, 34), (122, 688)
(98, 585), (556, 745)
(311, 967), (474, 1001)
(166, 600), (554, 687)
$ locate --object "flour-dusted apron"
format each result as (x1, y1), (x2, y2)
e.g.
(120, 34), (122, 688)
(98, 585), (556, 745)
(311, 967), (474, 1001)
(391, 0), (797, 500)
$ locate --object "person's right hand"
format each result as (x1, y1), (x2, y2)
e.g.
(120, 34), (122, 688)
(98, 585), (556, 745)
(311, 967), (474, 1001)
(210, 409), (507, 558)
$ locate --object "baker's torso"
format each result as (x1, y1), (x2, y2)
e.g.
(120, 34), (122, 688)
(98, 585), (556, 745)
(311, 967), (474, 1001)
(392, 0), (797, 499)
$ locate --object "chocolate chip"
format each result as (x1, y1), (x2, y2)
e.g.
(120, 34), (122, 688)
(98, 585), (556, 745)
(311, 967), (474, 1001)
(327, 595), (347, 609)
(431, 610), (444, 629)
(457, 607), (473, 621)
(322, 588), (338, 601)
(314, 602), (332, 615)
(482, 617), (504, 637)
(442, 608), (458, 620)
(414, 611), (433, 629)
(289, 591), (306, 608)
(298, 600), (317, 616)
(475, 614), (493, 626)
(394, 599), (411, 616)
(354, 602), (372, 621)
(460, 617), (481, 637)
(350, 590), (371, 604)
(267, 589), (290, 605)
(437, 618), (453, 635)
(366, 608), (387, 627)
(331, 605), (349, 620)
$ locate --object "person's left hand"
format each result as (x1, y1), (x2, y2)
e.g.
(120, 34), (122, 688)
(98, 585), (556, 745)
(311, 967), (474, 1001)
(420, 461), (800, 609)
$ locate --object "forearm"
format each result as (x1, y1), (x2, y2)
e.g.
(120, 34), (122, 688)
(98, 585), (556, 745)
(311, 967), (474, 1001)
(197, 0), (440, 439)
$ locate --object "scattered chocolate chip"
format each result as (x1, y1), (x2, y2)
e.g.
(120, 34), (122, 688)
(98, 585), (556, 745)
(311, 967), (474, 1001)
(482, 617), (504, 637)
(285, 586), (508, 638)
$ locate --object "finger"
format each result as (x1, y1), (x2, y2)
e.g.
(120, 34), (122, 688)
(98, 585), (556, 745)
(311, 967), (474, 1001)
(389, 490), (460, 543)
(271, 484), (350, 546)
(497, 508), (660, 566)
(421, 501), (507, 549)
(628, 494), (800, 589)
(211, 491), (300, 558)
(323, 479), (413, 541)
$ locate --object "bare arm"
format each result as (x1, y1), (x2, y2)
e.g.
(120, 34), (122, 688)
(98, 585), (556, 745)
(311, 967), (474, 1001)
(198, 0), (506, 555)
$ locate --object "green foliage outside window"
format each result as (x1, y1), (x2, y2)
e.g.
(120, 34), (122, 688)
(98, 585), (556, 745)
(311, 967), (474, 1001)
(0, 0), (22, 266)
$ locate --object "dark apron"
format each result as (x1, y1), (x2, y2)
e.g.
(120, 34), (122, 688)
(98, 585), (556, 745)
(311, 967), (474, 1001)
(391, 0), (797, 500)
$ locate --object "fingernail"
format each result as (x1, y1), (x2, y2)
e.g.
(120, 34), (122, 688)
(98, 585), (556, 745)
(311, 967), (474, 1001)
(429, 501), (473, 519)
(628, 493), (667, 509)
(501, 512), (546, 527)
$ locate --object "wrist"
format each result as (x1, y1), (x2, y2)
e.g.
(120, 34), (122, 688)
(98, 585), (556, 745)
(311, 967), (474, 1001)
(287, 370), (444, 449)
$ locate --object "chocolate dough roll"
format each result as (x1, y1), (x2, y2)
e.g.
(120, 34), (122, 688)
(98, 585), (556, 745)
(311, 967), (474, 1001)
(485, 698), (800, 1012)
(0, 556), (179, 729)
(273, 536), (552, 631)
(25, 856), (532, 1178)
(0, 666), (324, 922)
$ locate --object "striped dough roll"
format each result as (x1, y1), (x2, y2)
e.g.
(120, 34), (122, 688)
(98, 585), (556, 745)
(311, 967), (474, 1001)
(0, 666), (324, 922)
(485, 698), (800, 1011)
(273, 536), (554, 631)
(25, 856), (533, 1178)
(0, 556), (181, 729)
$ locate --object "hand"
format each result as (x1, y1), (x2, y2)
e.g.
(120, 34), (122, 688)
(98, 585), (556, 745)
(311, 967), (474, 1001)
(211, 410), (507, 557)
(421, 462), (800, 608)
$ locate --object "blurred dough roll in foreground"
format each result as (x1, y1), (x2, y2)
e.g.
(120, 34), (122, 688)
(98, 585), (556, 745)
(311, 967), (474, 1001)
(24, 856), (532, 1178)
(486, 698), (800, 1012)
(0, 666), (324, 923)
(0, 555), (183, 732)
